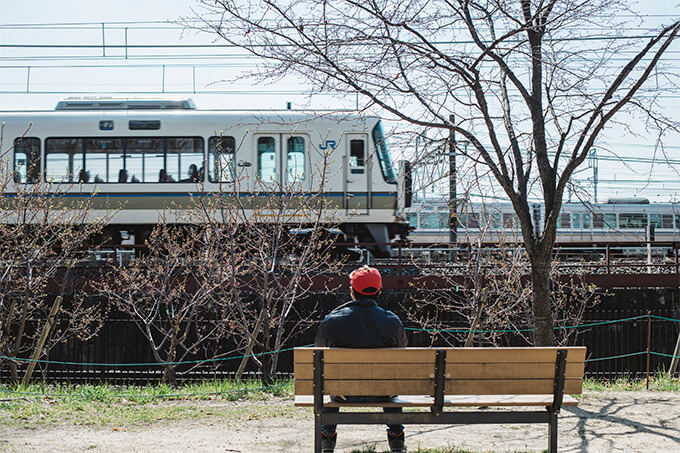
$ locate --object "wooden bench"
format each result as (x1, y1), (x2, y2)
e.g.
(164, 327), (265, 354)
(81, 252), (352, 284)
(294, 347), (586, 453)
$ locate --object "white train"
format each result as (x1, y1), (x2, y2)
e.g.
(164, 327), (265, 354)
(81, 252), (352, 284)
(3, 97), (408, 256)
(406, 198), (680, 245)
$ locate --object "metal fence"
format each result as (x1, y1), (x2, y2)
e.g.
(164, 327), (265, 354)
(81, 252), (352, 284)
(2, 289), (679, 383)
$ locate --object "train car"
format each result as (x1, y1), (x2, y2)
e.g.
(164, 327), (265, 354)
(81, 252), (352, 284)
(3, 97), (408, 256)
(406, 198), (680, 246)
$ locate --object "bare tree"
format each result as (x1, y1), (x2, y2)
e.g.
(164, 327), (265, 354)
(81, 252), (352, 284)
(190, 0), (680, 344)
(189, 131), (342, 384)
(404, 220), (599, 348)
(95, 220), (234, 384)
(97, 127), (341, 385)
(0, 130), (111, 383)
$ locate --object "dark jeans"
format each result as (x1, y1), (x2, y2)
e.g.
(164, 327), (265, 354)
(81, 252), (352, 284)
(321, 396), (404, 438)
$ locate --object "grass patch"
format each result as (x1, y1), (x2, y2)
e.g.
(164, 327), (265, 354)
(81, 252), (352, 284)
(0, 379), (294, 428)
(583, 372), (680, 392)
(2, 374), (678, 432)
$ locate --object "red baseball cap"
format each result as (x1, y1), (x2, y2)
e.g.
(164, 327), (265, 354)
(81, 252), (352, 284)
(350, 265), (382, 295)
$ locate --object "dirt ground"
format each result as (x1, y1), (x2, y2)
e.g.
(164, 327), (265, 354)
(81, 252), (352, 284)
(1, 390), (679, 452)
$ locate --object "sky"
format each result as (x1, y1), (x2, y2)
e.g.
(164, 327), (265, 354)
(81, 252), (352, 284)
(0, 0), (315, 110)
(1, 0), (680, 204)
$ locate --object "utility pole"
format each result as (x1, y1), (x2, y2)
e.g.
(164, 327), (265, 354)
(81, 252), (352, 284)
(449, 114), (457, 245)
(589, 148), (598, 203)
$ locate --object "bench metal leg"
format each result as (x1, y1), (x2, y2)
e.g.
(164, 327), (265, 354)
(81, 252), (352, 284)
(314, 414), (322, 453)
(314, 350), (324, 453)
(548, 411), (558, 453)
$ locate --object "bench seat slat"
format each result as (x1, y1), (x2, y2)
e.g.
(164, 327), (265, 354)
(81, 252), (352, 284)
(295, 378), (583, 396)
(295, 348), (437, 364)
(295, 363), (435, 380)
(294, 347), (586, 365)
(294, 394), (579, 408)
(295, 379), (433, 396)
(294, 362), (584, 381)
(295, 395), (435, 407)
(447, 379), (583, 395)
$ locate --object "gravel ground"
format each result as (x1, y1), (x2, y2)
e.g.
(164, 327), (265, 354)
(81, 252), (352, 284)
(1, 390), (679, 452)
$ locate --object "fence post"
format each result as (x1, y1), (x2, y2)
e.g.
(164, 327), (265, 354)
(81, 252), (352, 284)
(398, 242), (402, 278)
(22, 296), (63, 386)
(646, 311), (652, 390)
(670, 331), (680, 377)
(606, 244), (611, 275)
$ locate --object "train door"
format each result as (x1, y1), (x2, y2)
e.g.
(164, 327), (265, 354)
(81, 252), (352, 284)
(345, 134), (370, 215)
(255, 134), (279, 191)
(208, 135), (239, 188)
(283, 134), (310, 192)
(254, 134), (311, 192)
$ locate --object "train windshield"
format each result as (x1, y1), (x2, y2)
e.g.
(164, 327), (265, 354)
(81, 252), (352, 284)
(372, 121), (397, 184)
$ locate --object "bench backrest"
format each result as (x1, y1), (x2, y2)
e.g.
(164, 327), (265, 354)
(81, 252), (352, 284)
(294, 347), (586, 396)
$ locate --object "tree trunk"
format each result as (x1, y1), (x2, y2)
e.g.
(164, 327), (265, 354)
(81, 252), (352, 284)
(8, 359), (18, 384)
(260, 354), (273, 386)
(530, 253), (555, 346)
(162, 364), (178, 385)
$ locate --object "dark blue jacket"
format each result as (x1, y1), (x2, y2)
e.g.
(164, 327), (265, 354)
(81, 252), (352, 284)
(314, 299), (408, 348)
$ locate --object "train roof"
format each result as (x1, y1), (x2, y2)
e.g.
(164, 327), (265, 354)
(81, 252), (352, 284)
(55, 96), (197, 111)
(0, 96), (374, 121)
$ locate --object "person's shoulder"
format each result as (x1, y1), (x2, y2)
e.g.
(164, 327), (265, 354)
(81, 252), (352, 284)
(378, 307), (404, 323)
(321, 301), (354, 320)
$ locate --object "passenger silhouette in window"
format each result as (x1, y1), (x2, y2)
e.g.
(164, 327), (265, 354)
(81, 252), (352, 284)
(183, 164), (199, 182)
(159, 169), (175, 183)
(118, 169), (128, 183)
(79, 169), (90, 183)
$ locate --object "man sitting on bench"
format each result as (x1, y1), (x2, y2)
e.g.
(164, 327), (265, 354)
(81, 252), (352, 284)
(314, 265), (408, 453)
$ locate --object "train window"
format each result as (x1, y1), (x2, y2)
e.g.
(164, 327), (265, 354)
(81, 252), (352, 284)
(287, 137), (306, 183)
(675, 215), (680, 229)
(593, 213), (604, 229)
(479, 212), (501, 228)
(350, 139), (365, 174)
(662, 214), (673, 229)
(372, 122), (397, 184)
(457, 213), (467, 228)
(46, 138), (83, 182)
(421, 213), (444, 229)
(13, 137), (41, 183)
(466, 213), (480, 229)
(166, 138), (203, 183)
(650, 214), (662, 229)
(503, 213), (518, 228)
(582, 213), (591, 229)
(45, 136), (203, 183)
(619, 213), (646, 229)
(258, 137), (277, 182)
(406, 213), (418, 229)
(87, 138), (124, 183)
(571, 213), (591, 229)
(559, 213), (571, 229)
(126, 138), (163, 183)
(46, 153), (70, 182)
(129, 120), (160, 130)
(604, 214), (617, 229)
(209, 136), (235, 183)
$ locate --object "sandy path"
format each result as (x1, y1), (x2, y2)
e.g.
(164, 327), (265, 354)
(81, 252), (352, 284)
(1, 390), (679, 452)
